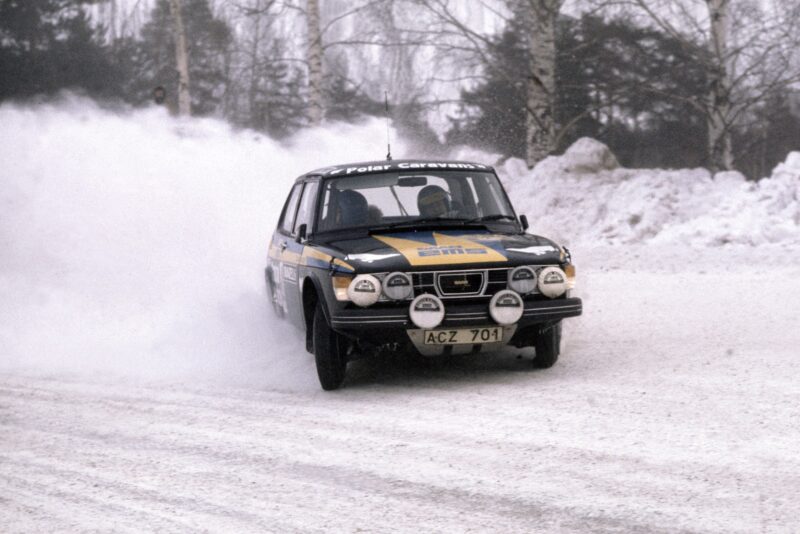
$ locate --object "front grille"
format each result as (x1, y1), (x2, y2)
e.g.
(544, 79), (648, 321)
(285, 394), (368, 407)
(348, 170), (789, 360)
(412, 268), (510, 299)
(438, 272), (484, 295)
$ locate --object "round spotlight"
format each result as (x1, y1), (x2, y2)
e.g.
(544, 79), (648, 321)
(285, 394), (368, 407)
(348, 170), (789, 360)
(537, 266), (567, 298)
(507, 266), (537, 294)
(489, 289), (524, 325)
(409, 294), (445, 329)
(383, 272), (413, 301)
(347, 274), (381, 307)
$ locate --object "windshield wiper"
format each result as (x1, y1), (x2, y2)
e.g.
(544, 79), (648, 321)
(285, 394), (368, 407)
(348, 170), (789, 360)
(369, 216), (471, 232)
(463, 214), (517, 224)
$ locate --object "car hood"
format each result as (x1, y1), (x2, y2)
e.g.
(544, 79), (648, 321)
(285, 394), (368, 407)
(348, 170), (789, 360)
(318, 230), (564, 273)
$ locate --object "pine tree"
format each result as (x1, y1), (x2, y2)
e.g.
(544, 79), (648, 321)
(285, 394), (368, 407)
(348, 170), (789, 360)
(0, 0), (119, 100)
(122, 0), (231, 115)
(447, 13), (709, 169)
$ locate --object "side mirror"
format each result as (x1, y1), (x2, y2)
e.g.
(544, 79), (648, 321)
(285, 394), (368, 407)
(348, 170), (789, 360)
(519, 215), (529, 232)
(296, 223), (307, 243)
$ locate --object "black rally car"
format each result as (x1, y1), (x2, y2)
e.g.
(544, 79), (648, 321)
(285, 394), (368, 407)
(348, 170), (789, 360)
(266, 159), (582, 390)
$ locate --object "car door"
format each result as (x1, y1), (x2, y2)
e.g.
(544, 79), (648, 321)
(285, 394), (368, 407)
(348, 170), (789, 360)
(284, 179), (319, 327)
(271, 182), (303, 319)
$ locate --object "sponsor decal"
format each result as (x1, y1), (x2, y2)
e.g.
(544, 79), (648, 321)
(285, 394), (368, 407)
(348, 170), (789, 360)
(325, 161), (488, 176)
(414, 296), (441, 312)
(353, 279), (377, 293)
(495, 294), (522, 308)
(543, 271), (565, 284)
(511, 269), (535, 281)
(374, 232), (507, 266)
(386, 276), (410, 288)
(281, 263), (298, 283)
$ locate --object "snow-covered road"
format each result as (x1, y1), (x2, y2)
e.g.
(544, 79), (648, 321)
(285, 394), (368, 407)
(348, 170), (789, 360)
(4, 260), (799, 533)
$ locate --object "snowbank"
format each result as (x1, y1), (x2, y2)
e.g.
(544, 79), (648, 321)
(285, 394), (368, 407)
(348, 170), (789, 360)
(496, 139), (800, 248)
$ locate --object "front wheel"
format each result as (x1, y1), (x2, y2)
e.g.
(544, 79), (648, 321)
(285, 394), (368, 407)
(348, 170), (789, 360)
(313, 301), (347, 390)
(533, 321), (561, 369)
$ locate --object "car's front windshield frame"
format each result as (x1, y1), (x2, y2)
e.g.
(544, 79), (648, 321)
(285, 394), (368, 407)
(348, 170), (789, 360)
(312, 170), (520, 236)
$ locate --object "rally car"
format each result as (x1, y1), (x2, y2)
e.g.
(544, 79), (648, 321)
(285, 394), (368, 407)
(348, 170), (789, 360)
(265, 159), (582, 390)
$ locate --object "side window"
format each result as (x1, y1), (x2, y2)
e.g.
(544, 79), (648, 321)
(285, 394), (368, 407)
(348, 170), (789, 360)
(294, 181), (319, 234)
(279, 184), (303, 234)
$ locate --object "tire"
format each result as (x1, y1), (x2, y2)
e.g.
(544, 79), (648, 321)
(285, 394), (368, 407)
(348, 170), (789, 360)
(533, 321), (561, 369)
(313, 301), (347, 390)
(265, 269), (284, 318)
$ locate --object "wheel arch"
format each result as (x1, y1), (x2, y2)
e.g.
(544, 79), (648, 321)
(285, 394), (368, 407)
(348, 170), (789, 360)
(301, 274), (328, 353)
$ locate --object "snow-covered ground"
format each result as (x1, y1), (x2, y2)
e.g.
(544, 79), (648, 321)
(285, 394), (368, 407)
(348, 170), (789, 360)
(2, 97), (800, 532)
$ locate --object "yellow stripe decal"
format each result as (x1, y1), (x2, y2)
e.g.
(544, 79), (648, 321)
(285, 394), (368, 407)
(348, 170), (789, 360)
(268, 244), (281, 260)
(373, 232), (507, 266)
(333, 258), (355, 272)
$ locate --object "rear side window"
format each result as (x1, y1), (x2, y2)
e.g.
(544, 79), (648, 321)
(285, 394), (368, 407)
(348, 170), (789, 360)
(280, 184), (303, 234)
(294, 181), (319, 234)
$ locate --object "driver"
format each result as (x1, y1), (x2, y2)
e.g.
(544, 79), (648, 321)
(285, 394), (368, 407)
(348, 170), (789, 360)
(417, 185), (451, 218)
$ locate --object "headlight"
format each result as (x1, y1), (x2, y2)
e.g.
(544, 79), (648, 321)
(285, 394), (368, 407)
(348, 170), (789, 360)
(537, 266), (567, 298)
(489, 289), (524, 325)
(347, 274), (382, 307)
(332, 275), (354, 301)
(507, 266), (537, 294)
(383, 272), (413, 300)
(409, 294), (445, 329)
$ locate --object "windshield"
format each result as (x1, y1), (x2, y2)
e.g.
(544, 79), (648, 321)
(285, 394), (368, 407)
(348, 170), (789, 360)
(316, 171), (516, 233)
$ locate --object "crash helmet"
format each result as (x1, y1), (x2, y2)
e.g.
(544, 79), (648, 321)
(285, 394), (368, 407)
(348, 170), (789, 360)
(337, 190), (369, 226)
(417, 185), (451, 218)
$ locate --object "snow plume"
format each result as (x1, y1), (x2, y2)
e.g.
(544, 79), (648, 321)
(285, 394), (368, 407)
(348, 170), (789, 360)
(0, 95), (406, 389)
(496, 138), (800, 249)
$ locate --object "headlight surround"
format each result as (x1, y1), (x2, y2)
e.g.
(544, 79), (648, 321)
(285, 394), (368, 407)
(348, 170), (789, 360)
(347, 274), (382, 307)
(507, 266), (537, 294)
(564, 264), (576, 290)
(409, 293), (445, 329)
(537, 266), (568, 298)
(383, 272), (413, 301)
(332, 275), (354, 301)
(489, 289), (524, 325)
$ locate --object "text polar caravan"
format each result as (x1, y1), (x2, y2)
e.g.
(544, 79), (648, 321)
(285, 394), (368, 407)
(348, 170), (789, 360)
(324, 162), (490, 176)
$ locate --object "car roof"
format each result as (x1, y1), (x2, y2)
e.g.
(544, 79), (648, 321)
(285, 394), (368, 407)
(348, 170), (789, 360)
(296, 159), (495, 182)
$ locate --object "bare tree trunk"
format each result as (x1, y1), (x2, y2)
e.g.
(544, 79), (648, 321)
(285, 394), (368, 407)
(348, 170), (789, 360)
(523, 0), (563, 169)
(168, 0), (191, 117)
(109, 0), (117, 41)
(706, 0), (733, 171)
(306, 0), (324, 125)
(248, 0), (263, 122)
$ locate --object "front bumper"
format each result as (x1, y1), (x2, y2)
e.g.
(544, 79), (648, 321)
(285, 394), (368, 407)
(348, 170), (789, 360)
(330, 297), (582, 334)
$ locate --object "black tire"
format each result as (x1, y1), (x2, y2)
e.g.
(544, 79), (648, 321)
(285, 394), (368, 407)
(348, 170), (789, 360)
(533, 321), (561, 369)
(265, 269), (284, 318)
(313, 301), (347, 390)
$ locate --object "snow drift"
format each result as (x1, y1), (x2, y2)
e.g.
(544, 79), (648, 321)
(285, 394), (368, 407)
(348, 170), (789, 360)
(496, 137), (800, 248)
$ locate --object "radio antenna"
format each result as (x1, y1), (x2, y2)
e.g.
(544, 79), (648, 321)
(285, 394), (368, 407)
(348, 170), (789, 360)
(384, 91), (392, 161)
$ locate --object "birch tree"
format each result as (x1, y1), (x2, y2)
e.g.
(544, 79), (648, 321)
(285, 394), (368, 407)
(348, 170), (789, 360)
(705, 0), (733, 170)
(168, 0), (191, 116)
(622, 0), (800, 171)
(404, 0), (564, 167)
(520, 0), (564, 167)
(306, 0), (324, 125)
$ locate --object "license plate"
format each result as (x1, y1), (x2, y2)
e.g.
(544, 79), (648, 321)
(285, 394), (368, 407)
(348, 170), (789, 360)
(423, 327), (503, 345)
